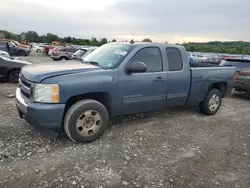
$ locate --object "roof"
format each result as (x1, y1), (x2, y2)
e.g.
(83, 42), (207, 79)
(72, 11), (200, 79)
(110, 42), (184, 49)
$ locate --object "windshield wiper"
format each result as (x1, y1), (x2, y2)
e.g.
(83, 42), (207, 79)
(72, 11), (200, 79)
(84, 60), (100, 67)
(89, 61), (100, 67)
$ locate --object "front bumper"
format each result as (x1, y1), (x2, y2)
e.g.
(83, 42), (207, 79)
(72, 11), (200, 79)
(15, 88), (65, 132)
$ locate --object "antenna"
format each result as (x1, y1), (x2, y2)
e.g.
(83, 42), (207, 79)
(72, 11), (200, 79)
(130, 39), (134, 44)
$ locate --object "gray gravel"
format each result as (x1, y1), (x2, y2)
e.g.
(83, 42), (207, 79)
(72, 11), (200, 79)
(0, 53), (250, 188)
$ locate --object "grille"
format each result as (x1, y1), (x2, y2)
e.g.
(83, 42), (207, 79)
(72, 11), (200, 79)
(19, 76), (32, 101)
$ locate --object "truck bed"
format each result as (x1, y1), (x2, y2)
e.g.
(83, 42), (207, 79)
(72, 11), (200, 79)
(186, 66), (235, 105)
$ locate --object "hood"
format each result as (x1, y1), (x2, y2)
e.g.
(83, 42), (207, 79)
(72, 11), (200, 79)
(21, 61), (101, 82)
(12, 58), (33, 65)
(18, 45), (31, 51)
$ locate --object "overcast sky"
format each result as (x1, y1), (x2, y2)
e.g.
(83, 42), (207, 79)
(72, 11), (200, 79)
(1, 0), (250, 43)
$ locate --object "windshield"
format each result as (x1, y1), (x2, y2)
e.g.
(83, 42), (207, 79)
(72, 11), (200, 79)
(74, 49), (87, 57)
(83, 43), (134, 68)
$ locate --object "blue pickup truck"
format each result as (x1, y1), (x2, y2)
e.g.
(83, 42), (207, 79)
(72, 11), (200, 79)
(16, 42), (235, 142)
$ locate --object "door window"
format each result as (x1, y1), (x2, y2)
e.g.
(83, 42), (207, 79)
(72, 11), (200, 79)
(129, 47), (163, 72)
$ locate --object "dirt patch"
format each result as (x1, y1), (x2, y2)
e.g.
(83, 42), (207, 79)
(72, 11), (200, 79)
(0, 91), (249, 188)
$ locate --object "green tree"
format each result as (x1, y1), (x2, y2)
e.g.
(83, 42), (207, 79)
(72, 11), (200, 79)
(111, 39), (117, 42)
(46, 33), (59, 43)
(27, 31), (39, 42)
(100, 38), (108, 44)
(142, 38), (152, 42)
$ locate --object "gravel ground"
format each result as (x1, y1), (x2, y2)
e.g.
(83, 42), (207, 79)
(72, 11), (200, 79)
(0, 53), (250, 188)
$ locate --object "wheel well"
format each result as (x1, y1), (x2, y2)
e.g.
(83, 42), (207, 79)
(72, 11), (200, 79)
(60, 56), (68, 60)
(64, 92), (112, 116)
(7, 68), (20, 80)
(208, 82), (227, 97)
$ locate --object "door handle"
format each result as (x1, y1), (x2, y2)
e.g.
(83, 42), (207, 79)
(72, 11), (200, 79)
(154, 77), (165, 82)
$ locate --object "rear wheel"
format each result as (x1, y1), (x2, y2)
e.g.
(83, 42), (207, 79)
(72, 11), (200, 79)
(36, 49), (41, 53)
(199, 89), (222, 115)
(8, 69), (20, 83)
(64, 99), (109, 143)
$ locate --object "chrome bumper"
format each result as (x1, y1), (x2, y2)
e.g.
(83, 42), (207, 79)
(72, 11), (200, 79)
(16, 88), (28, 115)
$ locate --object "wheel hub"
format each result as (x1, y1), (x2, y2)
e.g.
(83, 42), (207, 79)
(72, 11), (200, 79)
(209, 94), (219, 111)
(76, 110), (102, 136)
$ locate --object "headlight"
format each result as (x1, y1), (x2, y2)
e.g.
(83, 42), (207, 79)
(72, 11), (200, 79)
(33, 84), (59, 103)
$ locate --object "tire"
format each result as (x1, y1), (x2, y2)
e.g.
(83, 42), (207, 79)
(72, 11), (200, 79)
(64, 99), (109, 143)
(36, 49), (41, 53)
(60, 57), (68, 61)
(199, 88), (222, 115)
(18, 50), (26, 56)
(8, 69), (20, 83)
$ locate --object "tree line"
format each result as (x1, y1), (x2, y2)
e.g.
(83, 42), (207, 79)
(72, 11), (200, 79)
(183, 41), (250, 55)
(1, 30), (250, 55)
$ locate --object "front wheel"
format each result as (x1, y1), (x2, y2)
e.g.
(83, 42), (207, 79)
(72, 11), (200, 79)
(60, 57), (68, 61)
(36, 49), (41, 53)
(199, 89), (222, 115)
(64, 99), (109, 143)
(18, 50), (26, 56)
(8, 69), (20, 83)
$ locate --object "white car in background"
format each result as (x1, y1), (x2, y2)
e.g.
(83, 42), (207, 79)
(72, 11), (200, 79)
(32, 45), (44, 53)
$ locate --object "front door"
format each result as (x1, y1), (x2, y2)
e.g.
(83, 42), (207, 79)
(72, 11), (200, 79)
(118, 47), (167, 115)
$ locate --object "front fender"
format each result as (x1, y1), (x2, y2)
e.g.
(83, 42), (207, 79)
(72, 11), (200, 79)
(42, 71), (118, 103)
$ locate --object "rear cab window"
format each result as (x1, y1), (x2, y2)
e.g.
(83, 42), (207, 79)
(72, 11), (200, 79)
(166, 48), (183, 71)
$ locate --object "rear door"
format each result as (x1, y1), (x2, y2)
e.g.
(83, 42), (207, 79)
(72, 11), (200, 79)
(67, 48), (78, 58)
(165, 47), (190, 107)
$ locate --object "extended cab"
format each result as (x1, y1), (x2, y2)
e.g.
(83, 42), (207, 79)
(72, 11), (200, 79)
(16, 43), (235, 142)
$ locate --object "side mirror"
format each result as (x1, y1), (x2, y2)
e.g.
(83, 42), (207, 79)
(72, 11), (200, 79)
(125, 62), (147, 74)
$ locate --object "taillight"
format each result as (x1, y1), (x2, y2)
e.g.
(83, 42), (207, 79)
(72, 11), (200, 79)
(233, 72), (237, 84)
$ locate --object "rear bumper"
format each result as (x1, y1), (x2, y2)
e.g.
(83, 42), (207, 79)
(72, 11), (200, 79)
(15, 88), (65, 132)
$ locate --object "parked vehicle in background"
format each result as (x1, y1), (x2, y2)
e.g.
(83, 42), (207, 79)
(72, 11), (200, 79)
(32, 45), (44, 53)
(43, 45), (55, 54)
(0, 40), (31, 56)
(234, 69), (250, 93)
(48, 47), (55, 56)
(71, 47), (98, 61)
(12, 40), (31, 56)
(51, 46), (79, 61)
(0, 55), (32, 83)
(220, 58), (250, 70)
(16, 42), (235, 143)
